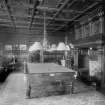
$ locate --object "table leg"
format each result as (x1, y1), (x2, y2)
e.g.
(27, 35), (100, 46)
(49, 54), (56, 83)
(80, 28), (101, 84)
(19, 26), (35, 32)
(24, 74), (31, 99)
(69, 82), (74, 94)
(26, 84), (31, 98)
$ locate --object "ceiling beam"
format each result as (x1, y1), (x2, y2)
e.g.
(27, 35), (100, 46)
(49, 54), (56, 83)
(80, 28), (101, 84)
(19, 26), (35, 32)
(4, 0), (16, 29)
(71, 2), (99, 21)
(36, 6), (83, 13)
(0, 18), (65, 26)
(29, 0), (40, 30)
(47, 0), (77, 26)
(89, 0), (103, 2)
(0, 22), (59, 30)
(15, 21), (65, 27)
(0, 23), (63, 30)
(0, 23), (13, 27)
(0, 18), (11, 22)
(53, 0), (76, 19)
(0, 9), (82, 15)
(10, 3), (83, 13)
(54, 2), (99, 31)
(0, 14), (79, 22)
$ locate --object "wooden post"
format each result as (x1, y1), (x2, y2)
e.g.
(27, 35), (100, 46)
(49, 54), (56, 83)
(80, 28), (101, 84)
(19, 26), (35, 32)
(88, 18), (93, 36)
(24, 60), (28, 74)
(98, 12), (104, 34)
(80, 23), (85, 38)
(23, 61), (31, 98)
(97, 46), (105, 88)
(40, 48), (44, 63)
(103, 46), (105, 88)
(73, 48), (78, 71)
(100, 45), (105, 88)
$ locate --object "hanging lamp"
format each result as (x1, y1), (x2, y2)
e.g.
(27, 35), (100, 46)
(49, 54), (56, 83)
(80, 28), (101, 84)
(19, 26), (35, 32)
(47, 44), (57, 52)
(57, 42), (66, 51)
(29, 42), (42, 52)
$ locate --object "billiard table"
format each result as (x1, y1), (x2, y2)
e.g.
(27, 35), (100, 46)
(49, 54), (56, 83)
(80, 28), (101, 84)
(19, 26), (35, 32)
(25, 63), (76, 98)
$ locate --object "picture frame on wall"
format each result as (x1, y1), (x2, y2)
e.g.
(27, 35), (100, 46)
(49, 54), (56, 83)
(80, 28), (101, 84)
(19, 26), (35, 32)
(4, 45), (12, 51)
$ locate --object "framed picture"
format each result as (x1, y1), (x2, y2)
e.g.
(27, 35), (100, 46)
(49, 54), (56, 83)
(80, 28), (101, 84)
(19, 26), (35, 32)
(4, 45), (12, 51)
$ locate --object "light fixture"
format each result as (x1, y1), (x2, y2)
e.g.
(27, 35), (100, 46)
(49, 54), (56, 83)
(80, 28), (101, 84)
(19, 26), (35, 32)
(57, 42), (66, 51)
(66, 45), (70, 51)
(90, 47), (92, 50)
(69, 43), (74, 49)
(29, 42), (42, 52)
(28, 45), (33, 52)
(33, 42), (42, 51)
(49, 44), (57, 51)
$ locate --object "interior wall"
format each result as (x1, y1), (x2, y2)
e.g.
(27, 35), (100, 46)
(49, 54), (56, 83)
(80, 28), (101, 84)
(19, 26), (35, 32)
(48, 31), (65, 45)
(66, 28), (75, 44)
(0, 26), (65, 48)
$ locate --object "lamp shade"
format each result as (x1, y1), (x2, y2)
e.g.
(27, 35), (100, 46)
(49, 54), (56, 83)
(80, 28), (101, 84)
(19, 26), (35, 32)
(33, 42), (42, 51)
(69, 43), (74, 49)
(57, 42), (66, 51)
(29, 42), (42, 52)
(46, 44), (56, 52)
(28, 45), (33, 52)
(66, 45), (70, 51)
(50, 44), (57, 51)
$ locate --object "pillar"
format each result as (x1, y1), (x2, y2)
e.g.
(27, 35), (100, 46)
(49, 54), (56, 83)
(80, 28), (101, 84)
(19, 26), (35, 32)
(98, 12), (104, 34)
(88, 18), (93, 36)
(100, 45), (105, 88)
(73, 48), (78, 71)
(81, 23), (85, 38)
(97, 45), (105, 88)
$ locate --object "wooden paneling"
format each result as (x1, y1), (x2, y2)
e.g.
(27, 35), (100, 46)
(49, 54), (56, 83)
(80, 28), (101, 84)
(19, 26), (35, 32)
(69, 5), (104, 47)
(0, 26), (65, 51)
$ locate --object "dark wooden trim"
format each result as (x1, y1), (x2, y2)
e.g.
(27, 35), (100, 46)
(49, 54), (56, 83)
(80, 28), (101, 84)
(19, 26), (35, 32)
(73, 34), (104, 47)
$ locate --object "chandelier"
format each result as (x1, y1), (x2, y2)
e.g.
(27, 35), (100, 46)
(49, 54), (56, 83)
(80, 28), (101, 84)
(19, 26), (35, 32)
(28, 10), (48, 52)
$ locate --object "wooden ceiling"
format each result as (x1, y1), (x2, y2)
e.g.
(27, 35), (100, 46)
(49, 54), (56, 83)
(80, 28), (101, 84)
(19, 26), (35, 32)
(0, 0), (103, 32)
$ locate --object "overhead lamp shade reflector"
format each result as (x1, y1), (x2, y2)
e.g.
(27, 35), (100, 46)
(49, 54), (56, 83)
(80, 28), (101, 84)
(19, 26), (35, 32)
(66, 45), (70, 51)
(29, 42), (42, 52)
(50, 44), (57, 51)
(33, 42), (42, 51)
(57, 42), (66, 51)
(29, 45), (33, 52)
(69, 43), (74, 49)
(46, 44), (57, 52)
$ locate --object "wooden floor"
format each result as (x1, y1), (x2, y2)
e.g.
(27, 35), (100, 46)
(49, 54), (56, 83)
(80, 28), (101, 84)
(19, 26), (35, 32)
(0, 72), (105, 105)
